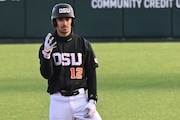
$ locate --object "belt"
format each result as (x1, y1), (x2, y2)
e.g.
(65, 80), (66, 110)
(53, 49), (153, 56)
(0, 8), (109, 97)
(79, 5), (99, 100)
(56, 88), (85, 96)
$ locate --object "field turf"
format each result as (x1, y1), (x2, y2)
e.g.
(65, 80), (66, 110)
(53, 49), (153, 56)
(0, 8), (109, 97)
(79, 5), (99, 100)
(0, 42), (180, 120)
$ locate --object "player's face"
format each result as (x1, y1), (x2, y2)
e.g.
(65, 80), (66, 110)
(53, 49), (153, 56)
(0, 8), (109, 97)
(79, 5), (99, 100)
(56, 17), (72, 37)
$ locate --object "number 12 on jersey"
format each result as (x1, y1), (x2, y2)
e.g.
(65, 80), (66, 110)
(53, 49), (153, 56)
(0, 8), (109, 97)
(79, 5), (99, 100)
(70, 67), (83, 79)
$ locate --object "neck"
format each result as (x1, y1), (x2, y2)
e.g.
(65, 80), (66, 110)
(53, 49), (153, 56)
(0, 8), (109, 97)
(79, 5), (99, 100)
(54, 31), (73, 42)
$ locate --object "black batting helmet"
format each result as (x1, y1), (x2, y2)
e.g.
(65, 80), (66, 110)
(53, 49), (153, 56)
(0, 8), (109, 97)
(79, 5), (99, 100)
(51, 3), (75, 27)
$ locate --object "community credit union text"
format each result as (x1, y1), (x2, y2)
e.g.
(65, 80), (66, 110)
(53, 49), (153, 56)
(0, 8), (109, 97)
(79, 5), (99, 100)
(91, 0), (180, 9)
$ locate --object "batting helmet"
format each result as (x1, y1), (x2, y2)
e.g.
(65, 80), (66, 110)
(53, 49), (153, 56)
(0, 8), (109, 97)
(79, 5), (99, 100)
(51, 3), (75, 27)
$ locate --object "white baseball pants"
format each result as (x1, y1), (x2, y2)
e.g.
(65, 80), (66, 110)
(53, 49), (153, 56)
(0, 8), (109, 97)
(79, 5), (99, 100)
(49, 88), (102, 120)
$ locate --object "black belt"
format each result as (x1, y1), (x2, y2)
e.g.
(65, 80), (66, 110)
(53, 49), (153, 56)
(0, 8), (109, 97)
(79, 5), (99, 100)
(59, 89), (79, 96)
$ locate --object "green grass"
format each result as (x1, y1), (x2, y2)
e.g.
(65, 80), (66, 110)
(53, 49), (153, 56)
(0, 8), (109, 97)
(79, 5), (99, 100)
(1, 42), (180, 120)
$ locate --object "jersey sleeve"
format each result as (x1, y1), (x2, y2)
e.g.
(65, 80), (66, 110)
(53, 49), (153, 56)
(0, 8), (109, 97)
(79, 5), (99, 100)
(84, 41), (99, 70)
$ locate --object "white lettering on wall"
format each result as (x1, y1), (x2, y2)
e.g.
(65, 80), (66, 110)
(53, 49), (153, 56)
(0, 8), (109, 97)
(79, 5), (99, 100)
(176, 0), (180, 8)
(91, 0), (179, 9)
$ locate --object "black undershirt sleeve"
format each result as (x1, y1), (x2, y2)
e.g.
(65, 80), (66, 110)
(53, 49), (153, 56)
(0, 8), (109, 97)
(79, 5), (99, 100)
(86, 68), (98, 101)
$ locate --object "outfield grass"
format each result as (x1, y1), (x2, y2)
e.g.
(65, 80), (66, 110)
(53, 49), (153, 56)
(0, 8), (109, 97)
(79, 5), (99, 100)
(1, 42), (180, 120)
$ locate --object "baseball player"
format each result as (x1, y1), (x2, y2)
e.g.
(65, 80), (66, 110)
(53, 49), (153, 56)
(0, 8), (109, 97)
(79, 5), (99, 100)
(39, 3), (102, 120)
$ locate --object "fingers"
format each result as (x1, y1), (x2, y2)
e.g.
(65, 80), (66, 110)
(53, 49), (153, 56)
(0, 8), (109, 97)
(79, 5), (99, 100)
(45, 33), (52, 39)
(83, 108), (90, 118)
(82, 106), (89, 118)
(51, 41), (57, 49)
(82, 106), (87, 112)
(84, 109), (95, 118)
(82, 106), (92, 118)
(84, 113), (90, 118)
(45, 33), (56, 47)
(45, 33), (52, 43)
(43, 33), (56, 59)
(48, 36), (54, 44)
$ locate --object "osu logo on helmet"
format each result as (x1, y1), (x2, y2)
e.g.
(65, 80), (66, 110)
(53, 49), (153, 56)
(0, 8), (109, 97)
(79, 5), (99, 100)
(59, 8), (71, 14)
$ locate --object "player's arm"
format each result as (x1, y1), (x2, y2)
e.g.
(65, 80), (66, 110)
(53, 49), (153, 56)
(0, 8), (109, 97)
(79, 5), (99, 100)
(84, 40), (99, 101)
(82, 40), (99, 118)
(39, 45), (54, 79)
(86, 68), (98, 101)
(83, 68), (98, 118)
(39, 33), (57, 79)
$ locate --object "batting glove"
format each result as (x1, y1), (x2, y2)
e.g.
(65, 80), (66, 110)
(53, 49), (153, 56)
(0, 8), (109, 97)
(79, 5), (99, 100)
(42, 33), (57, 59)
(82, 99), (96, 118)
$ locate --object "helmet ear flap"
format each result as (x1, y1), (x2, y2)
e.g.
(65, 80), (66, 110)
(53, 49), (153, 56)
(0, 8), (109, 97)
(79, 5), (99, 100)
(71, 19), (75, 26)
(52, 19), (57, 27)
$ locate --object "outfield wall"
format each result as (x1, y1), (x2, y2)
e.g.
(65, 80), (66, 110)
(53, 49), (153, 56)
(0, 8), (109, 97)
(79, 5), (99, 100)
(1, 0), (180, 42)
